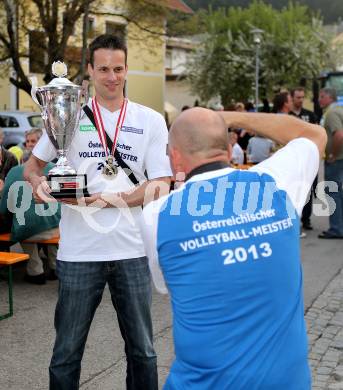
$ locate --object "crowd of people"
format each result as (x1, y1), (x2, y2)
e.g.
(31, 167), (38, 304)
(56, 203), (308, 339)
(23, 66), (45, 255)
(0, 128), (60, 284)
(0, 32), (342, 390)
(198, 86), (343, 239)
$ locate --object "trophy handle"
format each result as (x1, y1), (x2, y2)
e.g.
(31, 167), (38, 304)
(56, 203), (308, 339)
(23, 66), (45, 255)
(30, 76), (43, 108)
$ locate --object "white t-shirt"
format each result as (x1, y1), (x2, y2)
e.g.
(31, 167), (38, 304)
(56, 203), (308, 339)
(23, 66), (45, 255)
(33, 99), (172, 261)
(140, 138), (319, 293)
(231, 143), (244, 164)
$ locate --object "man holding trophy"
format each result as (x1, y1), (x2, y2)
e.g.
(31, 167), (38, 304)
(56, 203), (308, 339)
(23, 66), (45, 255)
(24, 34), (171, 390)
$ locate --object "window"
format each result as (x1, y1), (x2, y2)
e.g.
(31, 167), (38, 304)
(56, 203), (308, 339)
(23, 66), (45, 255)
(29, 31), (47, 73)
(0, 115), (19, 127)
(28, 115), (43, 127)
(105, 22), (126, 41)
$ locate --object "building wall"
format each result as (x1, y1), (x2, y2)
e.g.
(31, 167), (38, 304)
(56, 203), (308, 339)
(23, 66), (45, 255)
(0, 0), (165, 114)
(0, 77), (11, 111)
(165, 37), (199, 115)
(126, 24), (165, 113)
(165, 79), (198, 111)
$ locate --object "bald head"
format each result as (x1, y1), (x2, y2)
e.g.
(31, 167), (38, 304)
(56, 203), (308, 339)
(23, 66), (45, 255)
(169, 107), (229, 157)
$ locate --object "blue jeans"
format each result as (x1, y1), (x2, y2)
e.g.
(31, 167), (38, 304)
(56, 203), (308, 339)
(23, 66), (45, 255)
(49, 258), (158, 390)
(325, 159), (343, 236)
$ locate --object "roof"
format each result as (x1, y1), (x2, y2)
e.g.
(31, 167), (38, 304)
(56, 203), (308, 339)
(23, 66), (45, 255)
(166, 36), (197, 50)
(166, 0), (193, 14)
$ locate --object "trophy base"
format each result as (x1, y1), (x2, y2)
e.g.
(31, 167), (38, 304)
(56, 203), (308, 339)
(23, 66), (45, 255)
(48, 174), (89, 199)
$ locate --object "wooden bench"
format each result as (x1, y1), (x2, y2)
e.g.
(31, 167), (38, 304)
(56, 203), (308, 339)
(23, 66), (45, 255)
(0, 252), (29, 320)
(0, 232), (60, 245)
(0, 233), (59, 320)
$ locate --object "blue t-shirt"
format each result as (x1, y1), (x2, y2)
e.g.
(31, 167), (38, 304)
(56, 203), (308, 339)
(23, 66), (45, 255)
(141, 138), (319, 390)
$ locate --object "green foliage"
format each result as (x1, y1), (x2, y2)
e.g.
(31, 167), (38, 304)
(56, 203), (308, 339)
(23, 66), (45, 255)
(187, 1), (338, 105)
(167, 9), (208, 37)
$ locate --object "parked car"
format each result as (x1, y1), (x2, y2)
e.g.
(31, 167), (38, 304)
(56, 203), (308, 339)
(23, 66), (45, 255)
(0, 111), (43, 148)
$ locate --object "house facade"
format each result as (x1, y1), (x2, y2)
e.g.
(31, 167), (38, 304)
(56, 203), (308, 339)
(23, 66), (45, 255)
(165, 36), (200, 113)
(0, 0), (192, 115)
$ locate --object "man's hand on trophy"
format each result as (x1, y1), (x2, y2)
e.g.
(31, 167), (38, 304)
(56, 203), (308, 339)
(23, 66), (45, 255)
(59, 193), (107, 208)
(59, 192), (127, 208)
(31, 176), (56, 204)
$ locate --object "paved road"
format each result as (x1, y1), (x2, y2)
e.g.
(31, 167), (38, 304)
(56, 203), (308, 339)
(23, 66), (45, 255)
(306, 268), (343, 389)
(302, 213), (343, 310)
(0, 211), (342, 389)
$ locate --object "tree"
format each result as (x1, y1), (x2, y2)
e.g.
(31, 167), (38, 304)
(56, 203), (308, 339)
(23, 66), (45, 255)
(187, 1), (341, 106)
(0, 0), (172, 96)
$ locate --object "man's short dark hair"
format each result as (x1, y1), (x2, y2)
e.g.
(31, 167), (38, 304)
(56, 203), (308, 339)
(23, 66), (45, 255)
(272, 92), (290, 113)
(290, 87), (305, 97)
(89, 34), (127, 66)
(320, 87), (337, 102)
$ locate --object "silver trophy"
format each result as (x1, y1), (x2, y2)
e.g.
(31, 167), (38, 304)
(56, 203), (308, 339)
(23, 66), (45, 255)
(31, 61), (89, 198)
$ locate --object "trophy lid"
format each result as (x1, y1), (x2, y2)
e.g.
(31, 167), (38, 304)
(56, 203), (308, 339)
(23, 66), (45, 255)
(38, 61), (81, 89)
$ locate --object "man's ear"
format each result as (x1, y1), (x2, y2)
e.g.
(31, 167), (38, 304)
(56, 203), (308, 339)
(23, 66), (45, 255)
(169, 147), (184, 177)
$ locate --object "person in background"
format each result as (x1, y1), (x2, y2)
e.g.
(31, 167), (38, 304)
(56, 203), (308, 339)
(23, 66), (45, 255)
(246, 131), (274, 163)
(244, 102), (255, 112)
(234, 102), (245, 112)
(0, 127), (18, 196)
(7, 128), (42, 164)
(233, 103), (251, 158)
(229, 131), (244, 165)
(273, 91), (292, 114)
(290, 87), (318, 231)
(22, 128), (43, 161)
(261, 98), (271, 113)
(140, 107), (326, 390)
(318, 87), (343, 239)
(233, 103), (251, 155)
(0, 129), (60, 284)
(7, 145), (24, 163)
(209, 101), (224, 111)
(273, 91), (307, 238)
(290, 87), (317, 124)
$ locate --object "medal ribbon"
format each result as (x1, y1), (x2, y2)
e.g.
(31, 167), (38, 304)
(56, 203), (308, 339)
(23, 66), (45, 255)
(91, 97), (128, 158)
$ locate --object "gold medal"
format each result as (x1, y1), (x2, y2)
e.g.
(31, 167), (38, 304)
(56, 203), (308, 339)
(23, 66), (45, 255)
(92, 98), (128, 180)
(107, 156), (114, 166)
(102, 156), (118, 179)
